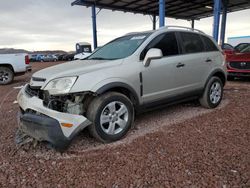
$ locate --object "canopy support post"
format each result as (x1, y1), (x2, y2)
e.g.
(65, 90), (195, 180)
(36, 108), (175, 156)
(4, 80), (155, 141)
(220, 0), (228, 47)
(91, 5), (98, 49)
(213, 0), (222, 42)
(159, 0), (166, 27)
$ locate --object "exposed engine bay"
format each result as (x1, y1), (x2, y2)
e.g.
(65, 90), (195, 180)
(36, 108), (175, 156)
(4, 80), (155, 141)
(25, 84), (95, 116)
(44, 93), (92, 115)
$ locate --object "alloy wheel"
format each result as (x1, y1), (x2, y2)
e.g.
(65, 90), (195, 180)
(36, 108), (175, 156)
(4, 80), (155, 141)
(209, 82), (222, 104)
(100, 101), (129, 135)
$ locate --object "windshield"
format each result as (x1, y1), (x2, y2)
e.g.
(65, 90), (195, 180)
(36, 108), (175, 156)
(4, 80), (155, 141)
(88, 33), (151, 60)
(223, 43), (234, 50)
(241, 45), (250, 53)
(234, 43), (250, 53)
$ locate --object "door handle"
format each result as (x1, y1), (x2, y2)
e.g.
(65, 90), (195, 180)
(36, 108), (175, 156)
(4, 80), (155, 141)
(176, 62), (185, 68)
(205, 58), (212, 62)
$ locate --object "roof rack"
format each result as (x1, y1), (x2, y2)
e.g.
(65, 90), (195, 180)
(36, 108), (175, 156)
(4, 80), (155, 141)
(125, 32), (141, 36)
(162, 26), (205, 34)
(125, 30), (154, 36)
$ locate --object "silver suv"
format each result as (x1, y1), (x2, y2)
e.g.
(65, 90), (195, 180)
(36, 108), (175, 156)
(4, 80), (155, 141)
(17, 26), (226, 150)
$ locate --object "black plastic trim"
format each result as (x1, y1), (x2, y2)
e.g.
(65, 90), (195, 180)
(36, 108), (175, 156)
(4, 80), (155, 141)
(139, 72), (143, 96)
(19, 112), (70, 151)
(96, 82), (140, 105)
(32, 77), (46, 82)
(206, 69), (227, 87)
(139, 88), (203, 113)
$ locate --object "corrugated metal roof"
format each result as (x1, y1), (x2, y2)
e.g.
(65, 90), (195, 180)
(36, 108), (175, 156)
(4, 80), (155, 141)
(72, 0), (250, 20)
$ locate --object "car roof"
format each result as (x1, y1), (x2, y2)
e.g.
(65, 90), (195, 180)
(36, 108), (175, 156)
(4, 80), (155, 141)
(126, 26), (205, 37)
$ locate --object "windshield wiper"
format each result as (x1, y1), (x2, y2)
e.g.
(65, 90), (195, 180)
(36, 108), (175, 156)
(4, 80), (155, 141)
(88, 57), (120, 60)
(88, 57), (109, 60)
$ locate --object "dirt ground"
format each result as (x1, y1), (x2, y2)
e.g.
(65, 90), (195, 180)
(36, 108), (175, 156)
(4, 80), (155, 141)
(0, 62), (249, 187)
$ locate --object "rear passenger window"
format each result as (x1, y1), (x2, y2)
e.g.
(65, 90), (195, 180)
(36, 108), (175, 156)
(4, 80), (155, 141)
(180, 32), (204, 54)
(140, 32), (179, 60)
(201, 35), (219, 51)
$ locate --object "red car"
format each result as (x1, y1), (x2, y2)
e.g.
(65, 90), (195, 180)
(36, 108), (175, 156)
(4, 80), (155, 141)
(225, 43), (250, 80)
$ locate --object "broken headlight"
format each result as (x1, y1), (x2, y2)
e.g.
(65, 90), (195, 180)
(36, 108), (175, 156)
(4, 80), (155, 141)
(44, 76), (77, 95)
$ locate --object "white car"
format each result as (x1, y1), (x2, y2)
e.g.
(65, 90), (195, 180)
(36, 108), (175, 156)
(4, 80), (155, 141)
(74, 52), (92, 60)
(17, 26), (226, 150)
(0, 53), (31, 84)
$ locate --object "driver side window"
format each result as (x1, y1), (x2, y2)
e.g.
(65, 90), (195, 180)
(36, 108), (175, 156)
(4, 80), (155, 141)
(140, 32), (179, 60)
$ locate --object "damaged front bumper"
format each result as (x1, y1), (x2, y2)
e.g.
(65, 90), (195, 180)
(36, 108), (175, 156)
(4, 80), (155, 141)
(17, 84), (92, 150)
(18, 112), (71, 150)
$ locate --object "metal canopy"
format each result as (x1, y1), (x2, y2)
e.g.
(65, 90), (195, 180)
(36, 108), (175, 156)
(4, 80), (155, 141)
(72, 0), (250, 20)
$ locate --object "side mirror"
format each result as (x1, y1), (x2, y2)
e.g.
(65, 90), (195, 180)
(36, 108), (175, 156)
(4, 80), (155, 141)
(143, 48), (163, 67)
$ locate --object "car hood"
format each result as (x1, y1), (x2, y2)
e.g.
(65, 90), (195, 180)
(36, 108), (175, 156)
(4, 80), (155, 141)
(32, 59), (121, 81)
(226, 52), (250, 61)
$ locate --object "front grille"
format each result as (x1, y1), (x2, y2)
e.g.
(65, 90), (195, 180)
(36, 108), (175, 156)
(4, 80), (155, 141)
(229, 61), (250, 70)
(25, 85), (43, 98)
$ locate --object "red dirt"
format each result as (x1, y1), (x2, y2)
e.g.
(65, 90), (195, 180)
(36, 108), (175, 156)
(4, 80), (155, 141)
(0, 62), (249, 187)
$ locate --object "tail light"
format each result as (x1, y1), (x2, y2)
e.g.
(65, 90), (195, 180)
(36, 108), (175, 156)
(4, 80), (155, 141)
(25, 55), (30, 65)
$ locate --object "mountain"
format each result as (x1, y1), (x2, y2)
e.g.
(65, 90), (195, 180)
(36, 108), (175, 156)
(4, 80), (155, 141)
(0, 48), (69, 55)
(0, 48), (30, 54)
(31, 50), (68, 55)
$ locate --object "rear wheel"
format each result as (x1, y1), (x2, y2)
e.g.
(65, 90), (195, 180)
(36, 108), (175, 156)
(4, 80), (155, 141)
(87, 92), (134, 142)
(0, 66), (14, 85)
(199, 76), (223, 109)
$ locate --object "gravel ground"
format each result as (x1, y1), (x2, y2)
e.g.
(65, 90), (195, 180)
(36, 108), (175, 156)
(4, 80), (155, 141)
(0, 62), (249, 187)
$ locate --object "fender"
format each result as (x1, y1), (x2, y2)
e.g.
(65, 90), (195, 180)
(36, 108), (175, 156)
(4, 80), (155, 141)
(0, 64), (14, 72)
(96, 82), (140, 105)
(205, 68), (227, 87)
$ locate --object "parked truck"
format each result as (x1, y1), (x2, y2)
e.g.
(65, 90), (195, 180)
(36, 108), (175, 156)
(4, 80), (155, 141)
(74, 42), (92, 60)
(0, 53), (31, 85)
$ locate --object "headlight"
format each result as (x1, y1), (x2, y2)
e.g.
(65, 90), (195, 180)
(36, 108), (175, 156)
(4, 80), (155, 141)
(44, 77), (77, 95)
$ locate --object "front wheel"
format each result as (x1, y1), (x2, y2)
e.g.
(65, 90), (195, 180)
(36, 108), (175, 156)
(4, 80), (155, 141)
(0, 66), (14, 85)
(87, 92), (134, 142)
(199, 76), (223, 109)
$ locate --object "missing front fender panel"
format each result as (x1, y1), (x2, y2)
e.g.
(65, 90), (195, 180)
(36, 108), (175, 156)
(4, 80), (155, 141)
(43, 92), (96, 116)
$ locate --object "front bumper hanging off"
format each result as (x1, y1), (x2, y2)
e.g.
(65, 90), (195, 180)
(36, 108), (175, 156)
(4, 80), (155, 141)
(18, 112), (71, 150)
(17, 84), (92, 150)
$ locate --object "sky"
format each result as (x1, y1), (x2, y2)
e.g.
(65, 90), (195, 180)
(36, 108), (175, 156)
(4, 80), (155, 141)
(0, 0), (249, 51)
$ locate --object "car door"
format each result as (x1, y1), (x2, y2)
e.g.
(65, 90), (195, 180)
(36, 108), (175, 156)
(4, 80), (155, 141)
(141, 32), (182, 103)
(173, 32), (211, 93)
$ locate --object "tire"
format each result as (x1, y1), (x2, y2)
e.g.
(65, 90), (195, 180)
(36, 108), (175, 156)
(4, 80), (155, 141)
(199, 76), (223, 109)
(86, 92), (134, 143)
(0, 66), (14, 85)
